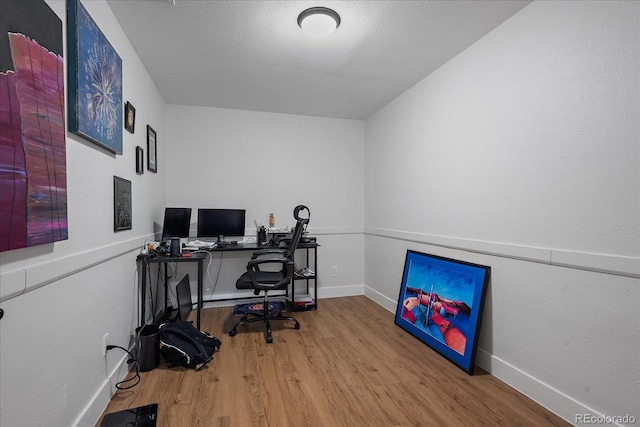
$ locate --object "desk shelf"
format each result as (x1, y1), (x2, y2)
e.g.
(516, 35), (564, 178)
(290, 242), (318, 312)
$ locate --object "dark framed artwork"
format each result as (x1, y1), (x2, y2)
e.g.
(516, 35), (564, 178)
(136, 146), (144, 174)
(113, 176), (132, 231)
(147, 125), (157, 173)
(394, 250), (490, 375)
(0, 0), (68, 252)
(125, 101), (136, 133)
(67, 0), (123, 154)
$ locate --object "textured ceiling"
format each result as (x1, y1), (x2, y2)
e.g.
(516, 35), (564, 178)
(106, 0), (531, 120)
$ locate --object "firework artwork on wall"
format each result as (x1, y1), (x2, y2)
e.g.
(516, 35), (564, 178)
(67, 0), (123, 154)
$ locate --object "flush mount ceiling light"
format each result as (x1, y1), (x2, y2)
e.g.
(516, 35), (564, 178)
(297, 7), (341, 37)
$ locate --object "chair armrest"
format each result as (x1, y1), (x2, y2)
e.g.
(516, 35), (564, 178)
(250, 248), (287, 259)
(247, 256), (288, 269)
(246, 259), (294, 289)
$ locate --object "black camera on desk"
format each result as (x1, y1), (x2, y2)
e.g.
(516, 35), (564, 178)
(154, 238), (181, 256)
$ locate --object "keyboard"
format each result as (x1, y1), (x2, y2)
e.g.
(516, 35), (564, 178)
(185, 240), (215, 250)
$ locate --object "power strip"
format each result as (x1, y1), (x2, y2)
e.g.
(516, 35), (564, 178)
(268, 227), (291, 233)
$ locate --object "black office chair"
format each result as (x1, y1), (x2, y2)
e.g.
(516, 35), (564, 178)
(229, 206), (309, 343)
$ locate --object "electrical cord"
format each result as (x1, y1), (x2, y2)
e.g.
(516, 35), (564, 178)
(148, 261), (157, 324)
(185, 250), (216, 299)
(142, 258), (156, 325)
(203, 251), (222, 300)
(106, 345), (141, 390)
(212, 251), (223, 297)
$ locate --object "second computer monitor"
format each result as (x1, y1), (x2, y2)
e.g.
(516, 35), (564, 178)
(197, 208), (246, 241)
(161, 207), (192, 242)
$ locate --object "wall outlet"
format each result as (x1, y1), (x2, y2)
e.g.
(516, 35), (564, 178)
(331, 265), (338, 277)
(102, 333), (109, 357)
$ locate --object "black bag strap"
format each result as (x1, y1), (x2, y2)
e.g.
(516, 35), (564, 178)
(161, 321), (221, 350)
(160, 323), (212, 370)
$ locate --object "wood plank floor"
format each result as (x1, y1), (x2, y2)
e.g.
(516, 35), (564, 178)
(98, 296), (570, 427)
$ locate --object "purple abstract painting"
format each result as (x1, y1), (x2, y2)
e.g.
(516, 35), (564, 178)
(0, 1), (67, 253)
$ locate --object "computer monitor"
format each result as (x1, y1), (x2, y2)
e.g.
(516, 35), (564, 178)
(197, 208), (246, 241)
(161, 207), (192, 242)
(176, 274), (192, 321)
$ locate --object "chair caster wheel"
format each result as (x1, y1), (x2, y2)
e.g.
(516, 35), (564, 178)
(295, 323), (300, 330)
(229, 329), (236, 336)
(266, 336), (273, 344)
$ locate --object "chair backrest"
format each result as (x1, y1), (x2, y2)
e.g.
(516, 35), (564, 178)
(284, 217), (308, 262)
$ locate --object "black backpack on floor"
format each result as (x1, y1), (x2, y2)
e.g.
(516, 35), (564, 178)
(159, 321), (221, 370)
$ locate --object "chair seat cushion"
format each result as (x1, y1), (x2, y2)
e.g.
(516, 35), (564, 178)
(236, 270), (285, 289)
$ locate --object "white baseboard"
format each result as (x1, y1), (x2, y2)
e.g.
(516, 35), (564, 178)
(319, 284), (365, 299)
(364, 286), (397, 312)
(474, 349), (624, 426)
(74, 352), (134, 427)
(73, 378), (111, 427)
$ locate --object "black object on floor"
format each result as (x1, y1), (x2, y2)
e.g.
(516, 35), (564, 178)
(101, 403), (158, 426)
(137, 324), (160, 372)
(233, 300), (285, 315)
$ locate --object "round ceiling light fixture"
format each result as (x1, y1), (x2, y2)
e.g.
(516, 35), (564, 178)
(297, 7), (341, 37)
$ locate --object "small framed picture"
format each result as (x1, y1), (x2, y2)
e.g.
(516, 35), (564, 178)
(136, 146), (144, 174)
(113, 176), (132, 232)
(147, 125), (157, 173)
(125, 101), (136, 133)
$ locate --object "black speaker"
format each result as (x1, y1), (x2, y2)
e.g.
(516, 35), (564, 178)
(170, 238), (181, 257)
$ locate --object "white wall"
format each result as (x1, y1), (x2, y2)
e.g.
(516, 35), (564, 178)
(364, 1), (639, 425)
(2, 1), (638, 426)
(163, 106), (366, 302)
(0, 1), (167, 426)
